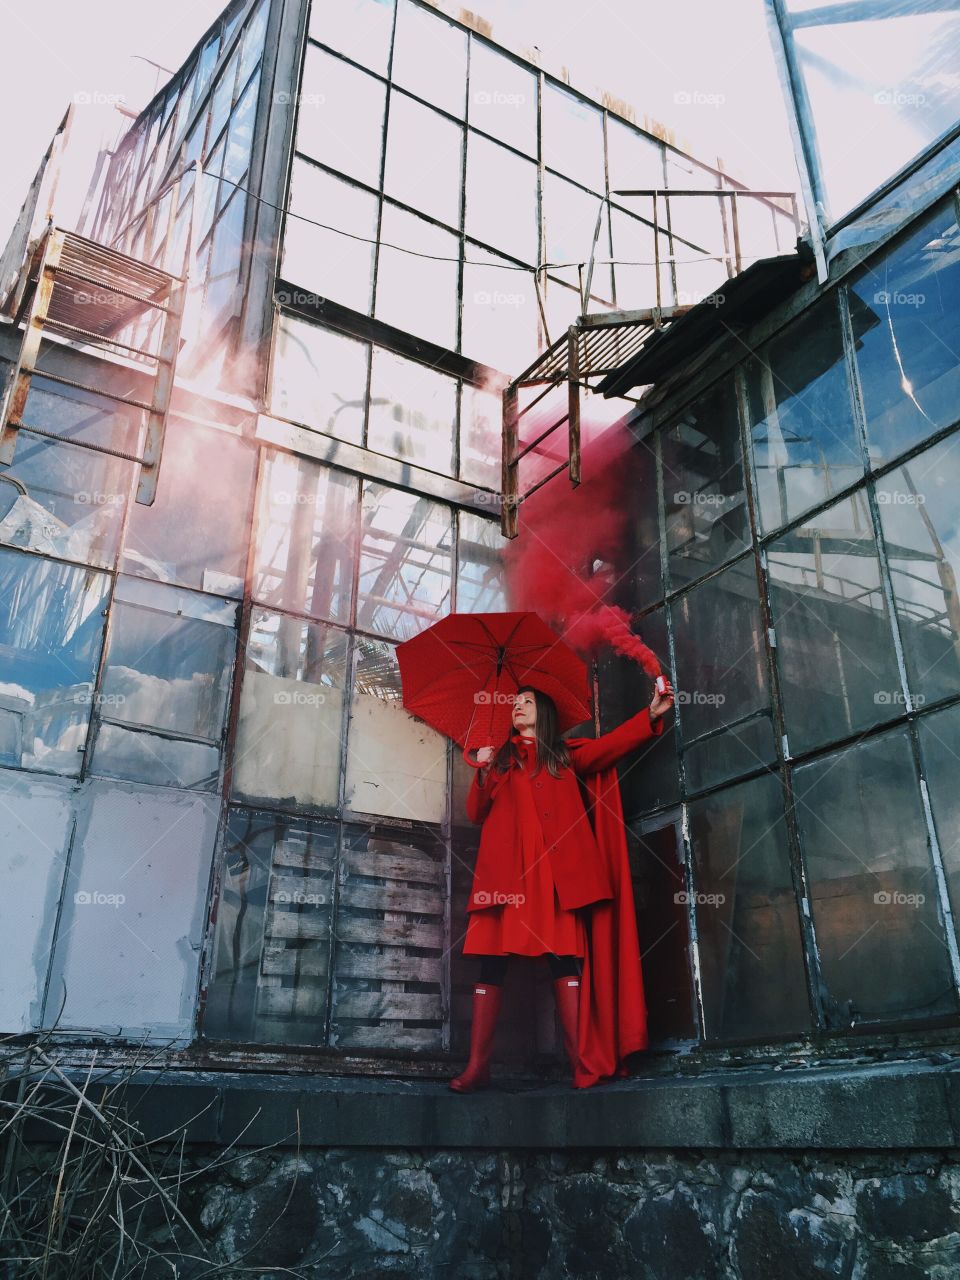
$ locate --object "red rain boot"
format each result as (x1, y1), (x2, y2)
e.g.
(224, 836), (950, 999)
(553, 975), (581, 1081)
(449, 983), (503, 1093)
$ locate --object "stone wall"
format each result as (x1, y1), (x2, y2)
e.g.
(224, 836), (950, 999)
(130, 1146), (960, 1278)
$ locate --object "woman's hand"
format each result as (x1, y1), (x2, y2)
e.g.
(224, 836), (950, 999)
(649, 678), (675, 722)
(475, 746), (494, 766)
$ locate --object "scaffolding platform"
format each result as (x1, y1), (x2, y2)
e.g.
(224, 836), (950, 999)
(0, 225), (186, 504)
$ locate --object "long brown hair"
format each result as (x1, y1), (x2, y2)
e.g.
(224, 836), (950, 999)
(489, 685), (572, 779)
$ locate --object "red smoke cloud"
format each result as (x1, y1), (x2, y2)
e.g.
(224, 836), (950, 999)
(504, 413), (662, 678)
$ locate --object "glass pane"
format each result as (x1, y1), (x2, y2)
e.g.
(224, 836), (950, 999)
(270, 313), (369, 444)
(392, 0), (467, 117)
(252, 451), (358, 624)
(384, 91), (463, 229)
(329, 822), (446, 1051)
(0, 548), (109, 775)
(203, 808), (337, 1045)
(467, 40), (537, 156)
(357, 481), (452, 640)
(308, 0), (395, 75)
(918, 702), (960, 931)
(788, 2), (960, 220)
(296, 44), (386, 186)
(628, 814), (696, 1042)
(847, 203), (960, 467)
(238, 0), (268, 88)
(99, 578), (237, 740)
(366, 347), (457, 474)
(222, 68), (259, 184)
(622, 425), (662, 610)
(745, 296), (863, 535)
(662, 377), (749, 590)
(375, 203), (459, 349)
(542, 82), (604, 192)
(0, 427), (132, 571)
(875, 433), (960, 705)
(457, 511), (507, 613)
(767, 493), (903, 754)
(203, 190), (246, 327)
(606, 118), (664, 200)
(344, 636), (447, 820)
(465, 132), (537, 263)
(193, 33), (220, 104)
(208, 53), (238, 148)
(688, 772), (809, 1040)
(233, 610), (349, 810)
(91, 723), (220, 790)
(122, 416), (256, 598)
(542, 172), (613, 300)
(598, 618), (680, 816)
(610, 206), (672, 311)
(459, 381), (501, 490)
(794, 727), (956, 1024)
(672, 558), (776, 792)
(282, 158), (378, 314)
(461, 242), (539, 372)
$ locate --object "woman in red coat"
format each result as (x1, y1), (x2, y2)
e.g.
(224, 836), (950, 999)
(449, 679), (674, 1092)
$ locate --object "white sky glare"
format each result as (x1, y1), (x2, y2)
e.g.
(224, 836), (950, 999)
(0, 0), (800, 246)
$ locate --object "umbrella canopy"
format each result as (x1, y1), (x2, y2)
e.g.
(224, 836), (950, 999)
(396, 611), (592, 752)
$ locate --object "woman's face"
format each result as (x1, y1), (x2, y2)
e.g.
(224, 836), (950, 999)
(512, 690), (537, 735)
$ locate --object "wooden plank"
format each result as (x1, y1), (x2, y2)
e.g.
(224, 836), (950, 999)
(331, 1023), (443, 1051)
(334, 916), (443, 949)
(340, 881), (443, 917)
(272, 844), (336, 872)
(332, 952), (439, 983)
(334, 991), (442, 1020)
(256, 980), (327, 1018)
(342, 849), (444, 885)
(268, 874), (331, 903)
(265, 912), (331, 942)
(261, 944), (329, 978)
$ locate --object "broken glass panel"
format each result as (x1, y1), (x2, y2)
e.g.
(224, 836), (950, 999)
(794, 726), (957, 1026)
(766, 493), (903, 754)
(91, 722), (221, 790)
(542, 82), (604, 192)
(356, 481), (453, 640)
(744, 295), (863, 535)
(366, 347), (457, 475)
(203, 808), (337, 1045)
(270, 313), (369, 445)
(0, 547), (110, 775)
(232, 610), (349, 811)
(874, 432), (960, 707)
(122, 415), (256, 598)
(252, 451), (358, 624)
(458, 381), (501, 491)
(329, 822), (446, 1051)
(344, 634), (446, 821)
(461, 241), (539, 373)
(688, 771), (809, 1041)
(847, 201), (960, 466)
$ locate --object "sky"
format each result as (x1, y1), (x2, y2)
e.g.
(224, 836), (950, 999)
(0, 0), (801, 248)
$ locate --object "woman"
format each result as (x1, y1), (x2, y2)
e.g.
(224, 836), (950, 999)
(450, 678), (674, 1092)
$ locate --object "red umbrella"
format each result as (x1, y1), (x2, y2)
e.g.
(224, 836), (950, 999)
(396, 611), (592, 759)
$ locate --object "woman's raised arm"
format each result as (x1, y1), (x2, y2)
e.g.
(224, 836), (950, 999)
(567, 706), (665, 776)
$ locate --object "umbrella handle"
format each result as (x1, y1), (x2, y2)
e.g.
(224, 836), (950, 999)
(461, 744), (487, 769)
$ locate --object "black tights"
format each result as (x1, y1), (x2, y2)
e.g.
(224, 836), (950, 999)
(476, 953), (581, 985)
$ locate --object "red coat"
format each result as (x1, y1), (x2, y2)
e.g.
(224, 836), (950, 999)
(465, 707), (664, 912)
(464, 707), (666, 1087)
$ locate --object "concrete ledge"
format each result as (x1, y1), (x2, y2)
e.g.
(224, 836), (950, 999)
(15, 1058), (960, 1150)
